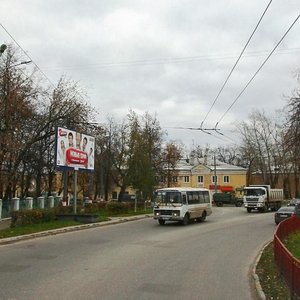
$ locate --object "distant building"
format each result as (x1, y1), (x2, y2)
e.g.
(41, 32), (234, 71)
(157, 156), (247, 195)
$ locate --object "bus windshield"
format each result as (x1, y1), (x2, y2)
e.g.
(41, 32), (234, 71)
(154, 191), (182, 205)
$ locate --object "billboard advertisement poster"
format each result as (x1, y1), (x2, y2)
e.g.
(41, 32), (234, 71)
(56, 127), (95, 171)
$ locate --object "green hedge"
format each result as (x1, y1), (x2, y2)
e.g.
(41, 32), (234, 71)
(106, 201), (132, 214)
(54, 202), (106, 215)
(83, 203), (101, 214)
(11, 209), (56, 227)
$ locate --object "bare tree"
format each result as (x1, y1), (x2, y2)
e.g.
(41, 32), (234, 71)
(237, 109), (286, 189)
(0, 45), (40, 198)
(215, 145), (243, 166)
(0, 46), (95, 199)
(126, 111), (164, 199)
(161, 142), (183, 187)
(285, 75), (300, 196)
(109, 119), (131, 201)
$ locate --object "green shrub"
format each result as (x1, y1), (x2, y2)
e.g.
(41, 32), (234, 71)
(96, 201), (107, 210)
(11, 209), (56, 227)
(84, 203), (100, 214)
(55, 205), (74, 215)
(106, 201), (131, 215)
(43, 209), (56, 222)
(124, 201), (148, 211)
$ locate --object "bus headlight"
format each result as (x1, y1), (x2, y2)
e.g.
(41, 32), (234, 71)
(172, 210), (180, 217)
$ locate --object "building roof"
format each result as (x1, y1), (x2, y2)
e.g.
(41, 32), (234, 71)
(175, 157), (246, 173)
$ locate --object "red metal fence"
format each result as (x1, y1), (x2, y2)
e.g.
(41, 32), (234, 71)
(274, 215), (300, 297)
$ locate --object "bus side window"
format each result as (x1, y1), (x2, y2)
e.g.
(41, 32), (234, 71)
(203, 191), (209, 203)
(194, 191), (200, 204)
(182, 195), (187, 204)
(189, 192), (194, 204)
(194, 192), (199, 204)
(199, 191), (204, 203)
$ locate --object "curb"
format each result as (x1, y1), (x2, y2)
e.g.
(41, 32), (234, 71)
(0, 214), (152, 245)
(252, 240), (272, 300)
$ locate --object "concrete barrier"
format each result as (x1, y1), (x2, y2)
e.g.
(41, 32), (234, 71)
(12, 198), (20, 211)
(37, 196), (45, 209)
(48, 196), (54, 208)
(26, 197), (33, 210)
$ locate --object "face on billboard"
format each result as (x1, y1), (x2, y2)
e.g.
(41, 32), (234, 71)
(56, 127), (95, 171)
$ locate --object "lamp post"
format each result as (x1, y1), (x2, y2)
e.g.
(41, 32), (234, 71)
(0, 44), (7, 56)
(214, 153), (217, 193)
(104, 132), (111, 201)
(8, 60), (32, 69)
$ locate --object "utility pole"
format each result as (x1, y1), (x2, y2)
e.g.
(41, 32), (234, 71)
(214, 153), (217, 193)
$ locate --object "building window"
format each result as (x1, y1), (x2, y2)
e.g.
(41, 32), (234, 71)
(212, 176), (218, 184)
(172, 176), (178, 183)
(184, 176), (190, 183)
(224, 175), (230, 183)
(198, 175), (204, 183)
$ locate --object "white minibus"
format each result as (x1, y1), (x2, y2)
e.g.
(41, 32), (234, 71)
(153, 187), (212, 225)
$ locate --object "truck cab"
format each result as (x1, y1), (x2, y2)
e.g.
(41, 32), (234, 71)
(243, 185), (282, 213)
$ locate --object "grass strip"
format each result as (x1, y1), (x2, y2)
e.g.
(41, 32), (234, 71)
(0, 208), (151, 239)
(284, 230), (300, 260)
(255, 241), (291, 300)
(0, 220), (81, 239)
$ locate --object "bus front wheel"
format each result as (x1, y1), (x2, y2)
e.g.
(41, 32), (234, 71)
(182, 214), (189, 225)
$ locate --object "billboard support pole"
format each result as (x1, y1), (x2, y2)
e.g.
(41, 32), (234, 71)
(74, 168), (78, 214)
(63, 170), (68, 204)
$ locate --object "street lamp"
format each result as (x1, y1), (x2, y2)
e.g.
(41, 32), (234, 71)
(8, 60), (32, 69)
(0, 44), (7, 56)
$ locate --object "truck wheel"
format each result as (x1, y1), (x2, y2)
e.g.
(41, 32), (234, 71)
(182, 214), (189, 225)
(158, 219), (165, 225)
(247, 208), (252, 213)
(216, 202), (223, 207)
(235, 201), (243, 207)
(259, 205), (268, 213)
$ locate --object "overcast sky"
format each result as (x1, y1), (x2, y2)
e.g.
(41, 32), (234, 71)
(1, 0), (299, 151)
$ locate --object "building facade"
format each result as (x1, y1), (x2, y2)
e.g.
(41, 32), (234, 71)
(158, 156), (247, 196)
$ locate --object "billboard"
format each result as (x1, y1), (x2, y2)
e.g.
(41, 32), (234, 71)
(55, 127), (95, 171)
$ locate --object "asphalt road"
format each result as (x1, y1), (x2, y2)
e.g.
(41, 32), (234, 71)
(0, 207), (276, 300)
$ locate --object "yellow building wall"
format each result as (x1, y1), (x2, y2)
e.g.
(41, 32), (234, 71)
(175, 170), (246, 194)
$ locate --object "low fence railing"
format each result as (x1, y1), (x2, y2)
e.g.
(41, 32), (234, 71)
(274, 215), (300, 298)
(0, 196), (62, 220)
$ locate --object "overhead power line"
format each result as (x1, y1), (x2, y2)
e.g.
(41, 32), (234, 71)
(0, 23), (55, 87)
(166, 126), (222, 136)
(39, 47), (300, 72)
(215, 13), (300, 129)
(200, 0), (273, 129)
